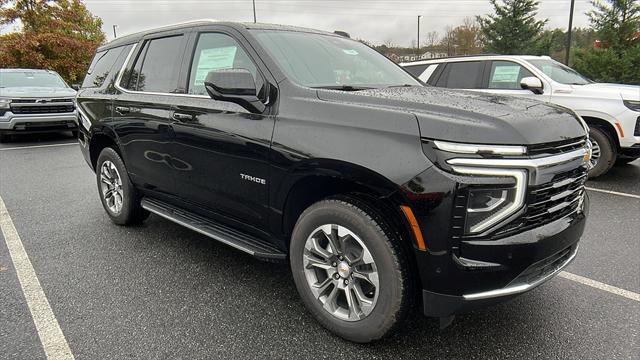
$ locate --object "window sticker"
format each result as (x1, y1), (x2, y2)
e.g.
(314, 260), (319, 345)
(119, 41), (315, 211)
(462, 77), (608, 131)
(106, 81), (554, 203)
(194, 46), (238, 85)
(342, 49), (358, 55)
(491, 65), (520, 83)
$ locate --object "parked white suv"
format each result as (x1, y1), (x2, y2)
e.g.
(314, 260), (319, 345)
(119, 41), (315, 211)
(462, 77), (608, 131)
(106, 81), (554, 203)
(401, 55), (640, 177)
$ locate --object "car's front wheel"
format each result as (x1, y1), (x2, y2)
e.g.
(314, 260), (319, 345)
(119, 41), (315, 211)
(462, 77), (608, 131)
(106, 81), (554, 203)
(290, 198), (413, 343)
(96, 147), (149, 225)
(588, 127), (616, 178)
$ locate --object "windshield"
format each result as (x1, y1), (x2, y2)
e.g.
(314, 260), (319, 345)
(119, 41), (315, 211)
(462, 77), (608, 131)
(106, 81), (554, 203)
(0, 71), (68, 88)
(528, 59), (592, 85)
(252, 30), (420, 89)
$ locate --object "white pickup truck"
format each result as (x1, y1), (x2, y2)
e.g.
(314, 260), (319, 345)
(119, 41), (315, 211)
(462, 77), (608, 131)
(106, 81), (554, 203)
(0, 68), (78, 142)
(401, 55), (640, 177)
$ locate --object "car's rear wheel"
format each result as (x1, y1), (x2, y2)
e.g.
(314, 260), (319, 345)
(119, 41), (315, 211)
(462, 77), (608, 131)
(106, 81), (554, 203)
(588, 127), (616, 178)
(96, 147), (149, 225)
(290, 198), (413, 343)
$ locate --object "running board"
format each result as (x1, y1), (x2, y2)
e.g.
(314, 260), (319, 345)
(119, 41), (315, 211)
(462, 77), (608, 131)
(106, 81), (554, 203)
(141, 198), (286, 260)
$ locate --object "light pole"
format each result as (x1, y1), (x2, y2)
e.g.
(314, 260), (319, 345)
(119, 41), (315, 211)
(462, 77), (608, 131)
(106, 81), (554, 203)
(112, 25), (118, 38)
(417, 15), (422, 56)
(252, 0), (257, 23)
(565, 0), (575, 65)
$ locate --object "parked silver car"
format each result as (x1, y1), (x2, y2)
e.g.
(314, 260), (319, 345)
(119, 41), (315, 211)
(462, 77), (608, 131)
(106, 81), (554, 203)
(0, 68), (77, 142)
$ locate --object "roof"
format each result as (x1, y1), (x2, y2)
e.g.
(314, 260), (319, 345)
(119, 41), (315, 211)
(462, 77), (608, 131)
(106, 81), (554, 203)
(399, 54), (552, 66)
(100, 20), (339, 51)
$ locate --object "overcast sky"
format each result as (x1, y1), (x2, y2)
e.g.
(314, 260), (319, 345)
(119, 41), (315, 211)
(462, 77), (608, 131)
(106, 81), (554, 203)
(5, 0), (596, 46)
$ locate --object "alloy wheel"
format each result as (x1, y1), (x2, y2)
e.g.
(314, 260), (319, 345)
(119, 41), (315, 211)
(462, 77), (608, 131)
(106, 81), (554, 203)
(589, 136), (601, 169)
(302, 224), (379, 321)
(99, 160), (124, 214)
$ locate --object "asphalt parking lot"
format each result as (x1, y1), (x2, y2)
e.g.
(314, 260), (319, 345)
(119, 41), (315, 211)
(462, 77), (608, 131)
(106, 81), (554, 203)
(1, 133), (638, 360)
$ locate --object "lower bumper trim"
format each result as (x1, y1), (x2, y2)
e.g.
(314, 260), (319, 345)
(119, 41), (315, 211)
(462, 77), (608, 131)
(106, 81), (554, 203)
(462, 244), (578, 300)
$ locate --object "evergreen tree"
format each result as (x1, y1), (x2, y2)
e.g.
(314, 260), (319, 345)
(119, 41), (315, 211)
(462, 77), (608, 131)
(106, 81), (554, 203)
(477, 0), (548, 54)
(587, 0), (640, 51)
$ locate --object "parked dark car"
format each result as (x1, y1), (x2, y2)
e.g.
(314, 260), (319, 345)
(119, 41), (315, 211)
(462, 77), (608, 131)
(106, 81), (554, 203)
(0, 68), (77, 142)
(77, 21), (591, 343)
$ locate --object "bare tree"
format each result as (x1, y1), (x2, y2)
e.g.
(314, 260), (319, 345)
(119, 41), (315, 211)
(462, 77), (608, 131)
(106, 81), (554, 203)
(423, 31), (440, 48)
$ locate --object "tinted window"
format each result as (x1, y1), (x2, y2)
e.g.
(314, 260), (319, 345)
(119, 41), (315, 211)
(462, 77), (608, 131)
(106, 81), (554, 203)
(188, 33), (259, 96)
(124, 42), (148, 90)
(82, 46), (127, 88)
(404, 64), (428, 77)
(488, 61), (535, 89)
(131, 35), (184, 93)
(438, 61), (483, 88)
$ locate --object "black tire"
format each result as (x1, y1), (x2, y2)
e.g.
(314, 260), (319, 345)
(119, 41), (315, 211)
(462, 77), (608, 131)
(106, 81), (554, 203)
(96, 147), (149, 225)
(71, 130), (78, 138)
(588, 127), (616, 178)
(0, 133), (10, 143)
(290, 197), (413, 343)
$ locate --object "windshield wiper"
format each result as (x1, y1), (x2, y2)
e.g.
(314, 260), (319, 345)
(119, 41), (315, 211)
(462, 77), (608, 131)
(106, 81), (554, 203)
(312, 85), (372, 91)
(385, 84), (415, 88)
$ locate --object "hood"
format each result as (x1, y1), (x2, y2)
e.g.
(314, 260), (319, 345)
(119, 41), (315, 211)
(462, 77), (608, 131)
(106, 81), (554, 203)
(316, 86), (586, 145)
(0, 87), (76, 98)
(569, 83), (640, 101)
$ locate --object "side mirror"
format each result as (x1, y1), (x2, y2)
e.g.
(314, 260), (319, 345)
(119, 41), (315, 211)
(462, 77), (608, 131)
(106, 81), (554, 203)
(204, 69), (265, 113)
(520, 77), (543, 94)
(71, 83), (81, 91)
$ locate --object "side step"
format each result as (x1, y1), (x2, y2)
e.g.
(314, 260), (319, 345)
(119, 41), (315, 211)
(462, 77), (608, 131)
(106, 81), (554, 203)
(141, 198), (286, 260)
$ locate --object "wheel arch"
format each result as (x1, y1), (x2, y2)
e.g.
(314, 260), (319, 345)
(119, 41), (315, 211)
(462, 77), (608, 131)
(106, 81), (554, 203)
(276, 159), (414, 250)
(582, 115), (621, 150)
(88, 128), (122, 170)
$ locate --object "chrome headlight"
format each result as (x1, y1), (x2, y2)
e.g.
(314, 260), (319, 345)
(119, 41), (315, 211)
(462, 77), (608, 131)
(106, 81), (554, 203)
(0, 98), (11, 109)
(623, 100), (640, 112)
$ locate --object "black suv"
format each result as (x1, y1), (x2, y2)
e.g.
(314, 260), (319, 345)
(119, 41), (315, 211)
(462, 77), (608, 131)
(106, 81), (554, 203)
(77, 21), (591, 343)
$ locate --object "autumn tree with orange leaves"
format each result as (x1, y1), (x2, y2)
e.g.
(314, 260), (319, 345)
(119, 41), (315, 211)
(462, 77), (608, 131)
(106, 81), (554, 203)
(0, 0), (105, 83)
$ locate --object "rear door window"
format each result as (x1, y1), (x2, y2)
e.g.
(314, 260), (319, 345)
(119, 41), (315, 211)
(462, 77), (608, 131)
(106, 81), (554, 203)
(487, 61), (535, 89)
(436, 61), (483, 89)
(127, 35), (185, 93)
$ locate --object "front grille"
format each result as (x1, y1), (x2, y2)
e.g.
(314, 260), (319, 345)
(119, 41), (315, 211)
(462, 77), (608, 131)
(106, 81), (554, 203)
(9, 98), (75, 115)
(635, 116), (640, 136)
(508, 245), (574, 286)
(11, 105), (75, 114)
(524, 167), (587, 224)
(527, 137), (587, 156)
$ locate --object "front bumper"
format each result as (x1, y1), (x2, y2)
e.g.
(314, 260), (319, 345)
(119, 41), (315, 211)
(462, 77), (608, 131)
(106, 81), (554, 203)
(0, 112), (78, 133)
(619, 143), (640, 159)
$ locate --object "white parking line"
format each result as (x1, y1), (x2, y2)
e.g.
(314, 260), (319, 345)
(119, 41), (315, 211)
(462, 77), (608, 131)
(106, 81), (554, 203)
(559, 271), (640, 302)
(0, 142), (77, 151)
(0, 195), (74, 360)
(585, 187), (640, 199)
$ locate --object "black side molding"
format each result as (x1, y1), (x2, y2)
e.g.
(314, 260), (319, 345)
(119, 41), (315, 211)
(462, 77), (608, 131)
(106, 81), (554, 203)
(141, 198), (286, 260)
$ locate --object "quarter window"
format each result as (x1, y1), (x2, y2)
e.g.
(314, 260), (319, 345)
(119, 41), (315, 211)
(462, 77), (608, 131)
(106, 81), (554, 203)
(188, 33), (259, 96)
(82, 45), (130, 88)
(488, 61), (535, 90)
(127, 35), (184, 93)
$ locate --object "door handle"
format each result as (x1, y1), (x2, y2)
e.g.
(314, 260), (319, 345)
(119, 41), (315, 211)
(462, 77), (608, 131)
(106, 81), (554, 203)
(115, 106), (130, 115)
(172, 112), (194, 122)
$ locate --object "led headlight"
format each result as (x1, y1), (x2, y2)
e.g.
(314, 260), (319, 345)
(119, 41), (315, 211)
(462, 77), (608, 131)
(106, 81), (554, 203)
(451, 166), (527, 234)
(623, 100), (640, 112)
